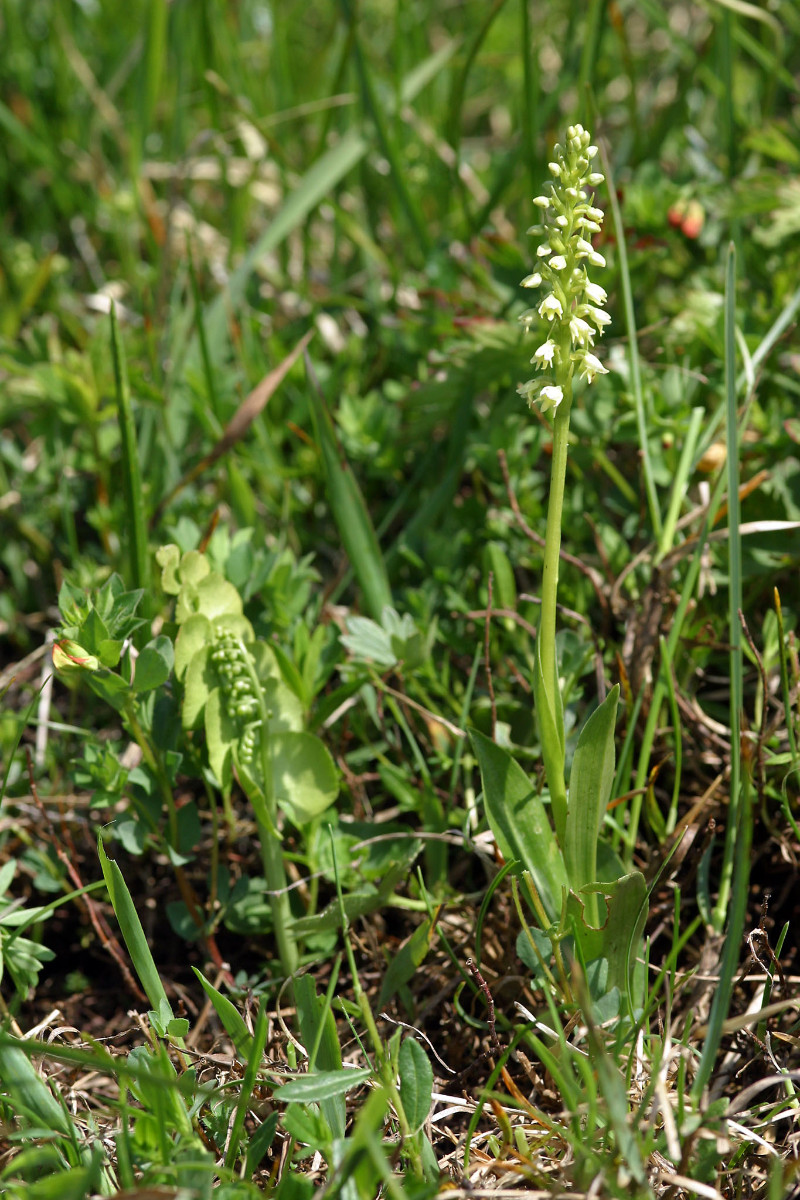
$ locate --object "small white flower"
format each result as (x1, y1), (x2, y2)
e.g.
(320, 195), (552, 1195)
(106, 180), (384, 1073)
(520, 272), (542, 289)
(587, 172), (604, 186)
(579, 352), (608, 382)
(576, 238), (606, 267)
(539, 384), (564, 412)
(549, 254), (567, 271)
(584, 281), (608, 305)
(538, 294), (563, 321)
(533, 195), (550, 209)
(569, 316), (593, 346)
(555, 215), (568, 229)
(584, 206), (604, 221)
(536, 243), (551, 258)
(548, 162), (561, 177)
(585, 305), (612, 330)
(577, 217), (601, 234)
(532, 339), (557, 368)
(518, 308), (537, 328)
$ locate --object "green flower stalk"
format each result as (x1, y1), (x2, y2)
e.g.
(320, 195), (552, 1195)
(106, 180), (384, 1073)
(519, 125), (610, 844)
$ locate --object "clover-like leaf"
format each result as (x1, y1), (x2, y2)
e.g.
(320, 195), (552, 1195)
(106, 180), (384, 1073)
(271, 731), (339, 825)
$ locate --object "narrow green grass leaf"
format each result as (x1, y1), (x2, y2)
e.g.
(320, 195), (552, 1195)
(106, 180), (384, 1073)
(305, 359), (392, 620)
(0, 1042), (76, 1140)
(713, 242), (744, 933)
(600, 143), (662, 539)
(109, 304), (149, 592)
(98, 840), (176, 1027)
(660, 636), (684, 836)
(138, 0), (169, 168)
(446, 0), (511, 157)
(190, 131), (366, 375)
(657, 406), (704, 560)
(582, 1018), (647, 1184)
(225, 998), (268, 1172)
(693, 243), (753, 1098)
(294, 972), (345, 1140)
(192, 968), (254, 1062)
(378, 916), (435, 1009)
(340, 2), (429, 254)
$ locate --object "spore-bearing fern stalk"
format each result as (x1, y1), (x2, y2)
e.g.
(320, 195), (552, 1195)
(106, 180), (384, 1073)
(519, 125), (610, 844)
(211, 628), (299, 980)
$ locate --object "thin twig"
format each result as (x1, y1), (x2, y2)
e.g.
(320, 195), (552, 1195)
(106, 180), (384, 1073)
(466, 957), (502, 1057)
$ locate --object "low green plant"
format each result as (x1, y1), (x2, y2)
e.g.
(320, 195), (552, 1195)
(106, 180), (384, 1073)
(157, 541), (340, 981)
(472, 126), (647, 1014)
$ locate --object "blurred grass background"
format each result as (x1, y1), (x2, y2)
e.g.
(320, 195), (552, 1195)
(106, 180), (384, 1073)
(2, 0), (799, 679)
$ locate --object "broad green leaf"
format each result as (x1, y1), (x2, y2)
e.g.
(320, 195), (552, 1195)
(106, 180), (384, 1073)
(132, 635), (174, 693)
(175, 548), (211, 588)
(470, 728), (567, 922)
(252, 643), (303, 731)
(280, 1101), (334, 1153)
(192, 969), (254, 1062)
(567, 869), (648, 1002)
(204, 686), (237, 788)
(275, 1067), (372, 1104)
(0, 859), (16, 894)
(86, 669), (132, 712)
(176, 570), (242, 625)
(564, 686), (619, 925)
(175, 612), (253, 682)
(182, 645), (214, 729)
(271, 731), (339, 825)
(398, 1038), (433, 1133)
(174, 613), (213, 681)
(341, 615), (397, 668)
(156, 543), (182, 594)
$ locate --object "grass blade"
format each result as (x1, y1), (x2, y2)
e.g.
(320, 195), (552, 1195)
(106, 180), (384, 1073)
(98, 839), (178, 1031)
(110, 303), (150, 592)
(712, 243), (745, 933)
(599, 141), (662, 540)
(304, 353), (392, 620)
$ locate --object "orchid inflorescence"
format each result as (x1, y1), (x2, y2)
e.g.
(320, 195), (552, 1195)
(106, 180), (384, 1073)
(518, 124), (610, 414)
